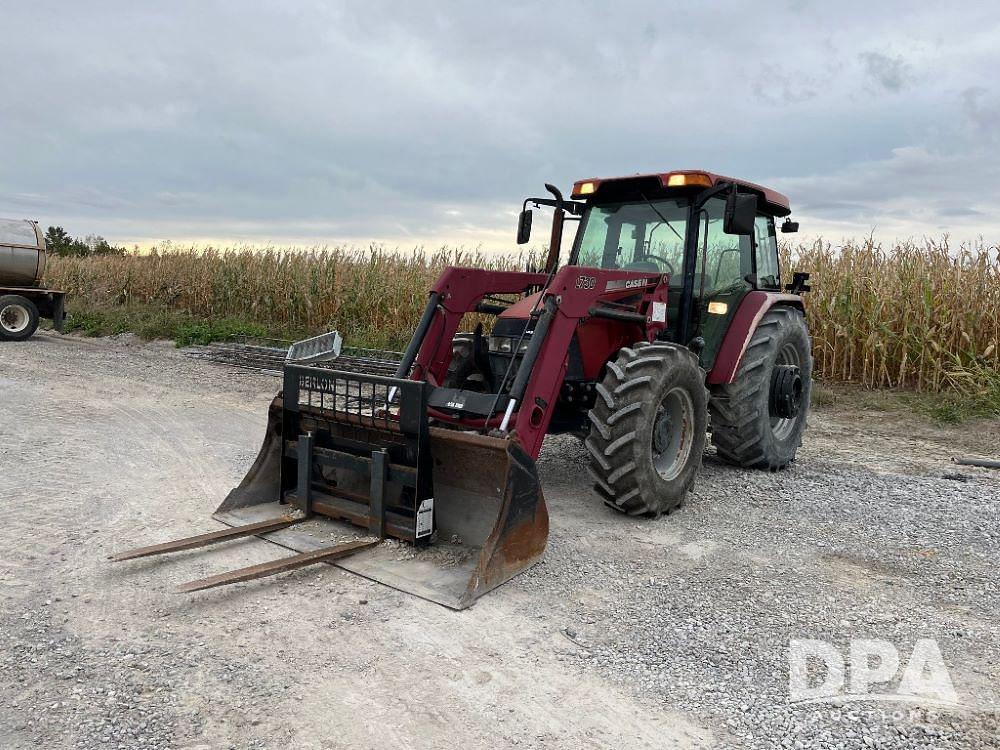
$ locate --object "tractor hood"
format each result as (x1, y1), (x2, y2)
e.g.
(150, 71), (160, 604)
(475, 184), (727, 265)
(499, 291), (542, 321)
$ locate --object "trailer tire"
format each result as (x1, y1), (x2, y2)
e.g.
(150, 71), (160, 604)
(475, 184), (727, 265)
(586, 342), (708, 517)
(709, 305), (812, 470)
(0, 295), (39, 342)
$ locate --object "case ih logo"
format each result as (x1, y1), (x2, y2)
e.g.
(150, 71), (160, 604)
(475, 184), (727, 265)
(605, 278), (650, 291)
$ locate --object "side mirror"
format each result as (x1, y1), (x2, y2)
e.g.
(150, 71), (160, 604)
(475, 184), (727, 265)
(723, 190), (757, 235)
(516, 209), (533, 245)
(781, 218), (800, 234)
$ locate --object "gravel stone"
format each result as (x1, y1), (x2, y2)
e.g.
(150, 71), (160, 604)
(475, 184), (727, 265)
(1, 331), (998, 749)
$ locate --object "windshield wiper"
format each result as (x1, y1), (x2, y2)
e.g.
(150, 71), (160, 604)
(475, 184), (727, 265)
(639, 192), (684, 242)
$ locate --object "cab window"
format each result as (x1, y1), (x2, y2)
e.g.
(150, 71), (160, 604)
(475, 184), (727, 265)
(574, 199), (688, 276)
(754, 215), (780, 289)
(698, 197), (751, 295)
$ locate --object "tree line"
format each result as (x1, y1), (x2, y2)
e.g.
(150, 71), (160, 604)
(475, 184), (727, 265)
(44, 226), (126, 257)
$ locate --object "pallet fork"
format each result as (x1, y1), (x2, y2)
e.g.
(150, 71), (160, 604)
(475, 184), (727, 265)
(112, 365), (548, 608)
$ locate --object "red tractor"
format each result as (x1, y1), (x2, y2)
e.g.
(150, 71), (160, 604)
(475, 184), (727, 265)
(116, 170), (812, 609)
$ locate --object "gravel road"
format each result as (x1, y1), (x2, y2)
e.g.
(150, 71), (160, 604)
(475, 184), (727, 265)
(2, 332), (999, 749)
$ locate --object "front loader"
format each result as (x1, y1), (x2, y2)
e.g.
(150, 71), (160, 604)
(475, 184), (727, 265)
(115, 170), (813, 608)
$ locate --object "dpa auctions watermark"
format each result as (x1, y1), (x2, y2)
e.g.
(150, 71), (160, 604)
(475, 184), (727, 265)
(788, 638), (961, 709)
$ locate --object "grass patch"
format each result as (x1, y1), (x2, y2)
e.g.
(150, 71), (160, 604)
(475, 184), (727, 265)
(932, 361), (1000, 423)
(63, 308), (147, 337)
(812, 381), (1000, 425)
(811, 383), (905, 413)
(62, 304), (305, 347)
(910, 394), (979, 425)
(173, 319), (271, 347)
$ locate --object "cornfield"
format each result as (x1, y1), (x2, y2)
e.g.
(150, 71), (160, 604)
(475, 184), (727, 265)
(45, 245), (525, 349)
(784, 238), (999, 391)
(45, 238), (1000, 393)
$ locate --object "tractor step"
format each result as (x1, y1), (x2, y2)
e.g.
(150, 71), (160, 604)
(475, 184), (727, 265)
(110, 515), (304, 561)
(176, 538), (379, 592)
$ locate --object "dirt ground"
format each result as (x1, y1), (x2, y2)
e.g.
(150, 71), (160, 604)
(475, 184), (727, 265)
(2, 332), (999, 750)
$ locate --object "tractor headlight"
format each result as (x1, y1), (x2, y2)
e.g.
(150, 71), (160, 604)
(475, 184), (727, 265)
(489, 336), (512, 354)
(489, 336), (530, 355)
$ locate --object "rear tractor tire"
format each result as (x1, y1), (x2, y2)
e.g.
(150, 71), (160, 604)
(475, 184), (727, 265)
(0, 295), (40, 342)
(586, 342), (708, 517)
(709, 306), (812, 470)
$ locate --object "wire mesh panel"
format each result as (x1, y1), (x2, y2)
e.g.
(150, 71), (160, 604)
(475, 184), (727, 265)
(296, 369), (395, 427)
(282, 365), (428, 440)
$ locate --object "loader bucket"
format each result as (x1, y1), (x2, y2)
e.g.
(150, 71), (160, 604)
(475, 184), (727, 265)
(213, 365), (548, 609)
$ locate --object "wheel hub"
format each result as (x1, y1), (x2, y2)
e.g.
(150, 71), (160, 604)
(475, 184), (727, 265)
(769, 364), (802, 420)
(653, 412), (672, 455)
(0, 304), (29, 334)
(651, 387), (694, 482)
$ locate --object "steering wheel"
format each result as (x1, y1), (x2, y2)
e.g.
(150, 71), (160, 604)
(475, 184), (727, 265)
(642, 254), (674, 275)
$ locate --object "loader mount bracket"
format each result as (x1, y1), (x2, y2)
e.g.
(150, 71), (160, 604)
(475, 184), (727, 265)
(273, 365), (435, 543)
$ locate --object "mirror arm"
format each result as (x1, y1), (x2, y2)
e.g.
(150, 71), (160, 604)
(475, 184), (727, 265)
(693, 182), (730, 209)
(543, 183), (564, 274)
(524, 196), (587, 216)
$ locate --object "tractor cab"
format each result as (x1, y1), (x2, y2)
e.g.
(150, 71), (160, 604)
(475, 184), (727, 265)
(518, 170), (798, 370)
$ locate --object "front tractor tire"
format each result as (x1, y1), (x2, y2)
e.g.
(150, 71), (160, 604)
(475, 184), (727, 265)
(586, 342), (708, 517)
(709, 306), (813, 470)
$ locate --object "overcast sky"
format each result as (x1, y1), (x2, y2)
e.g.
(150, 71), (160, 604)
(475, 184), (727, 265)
(1, 1), (998, 250)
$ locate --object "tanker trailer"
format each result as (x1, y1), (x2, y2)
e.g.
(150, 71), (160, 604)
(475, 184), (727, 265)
(0, 218), (66, 341)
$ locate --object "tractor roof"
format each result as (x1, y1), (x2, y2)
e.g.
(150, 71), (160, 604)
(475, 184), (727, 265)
(571, 170), (791, 217)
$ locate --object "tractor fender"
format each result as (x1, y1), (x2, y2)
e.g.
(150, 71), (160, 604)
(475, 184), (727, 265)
(706, 291), (805, 385)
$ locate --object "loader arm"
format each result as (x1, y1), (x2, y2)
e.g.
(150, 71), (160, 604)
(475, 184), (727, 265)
(409, 265), (671, 459)
(411, 269), (549, 385)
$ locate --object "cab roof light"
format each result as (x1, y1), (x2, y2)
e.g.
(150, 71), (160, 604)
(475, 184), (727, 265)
(665, 172), (714, 188)
(572, 180), (598, 198)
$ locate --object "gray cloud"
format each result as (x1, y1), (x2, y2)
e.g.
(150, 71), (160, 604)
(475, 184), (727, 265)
(859, 51), (912, 93)
(773, 145), (1000, 237)
(0, 1), (999, 246)
(937, 206), (984, 217)
(752, 64), (821, 105)
(961, 86), (1000, 141)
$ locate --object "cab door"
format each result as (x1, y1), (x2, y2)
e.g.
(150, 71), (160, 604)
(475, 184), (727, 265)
(692, 197), (753, 369)
(754, 214), (781, 290)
